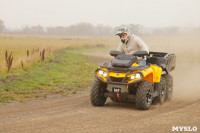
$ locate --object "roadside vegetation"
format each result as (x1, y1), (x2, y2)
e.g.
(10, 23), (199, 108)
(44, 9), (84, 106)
(0, 35), (117, 73)
(0, 47), (103, 103)
(0, 35), (116, 103)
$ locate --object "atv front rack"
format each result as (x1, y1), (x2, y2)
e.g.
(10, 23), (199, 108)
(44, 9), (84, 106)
(95, 68), (144, 85)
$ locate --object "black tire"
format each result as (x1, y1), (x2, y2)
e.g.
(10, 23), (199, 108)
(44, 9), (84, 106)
(136, 80), (153, 110)
(90, 79), (107, 106)
(153, 76), (167, 104)
(163, 74), (173, 101)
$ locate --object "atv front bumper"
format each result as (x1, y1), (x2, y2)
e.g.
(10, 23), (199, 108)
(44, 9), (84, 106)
(95, 68), (144, 85)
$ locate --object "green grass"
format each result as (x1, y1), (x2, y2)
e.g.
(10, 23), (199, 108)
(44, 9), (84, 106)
(0, 47), (100, 103)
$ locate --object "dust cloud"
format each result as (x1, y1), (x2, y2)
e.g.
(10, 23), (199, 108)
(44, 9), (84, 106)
(85, 31), (200, 102)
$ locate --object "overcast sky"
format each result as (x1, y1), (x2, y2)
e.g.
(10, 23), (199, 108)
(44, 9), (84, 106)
(1, 0), (200, 29)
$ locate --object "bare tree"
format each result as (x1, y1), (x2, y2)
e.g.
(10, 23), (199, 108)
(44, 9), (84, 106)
(47, 27), (56, 34)
(22, 25), (45, 34)
(96, 24), (113, 36)
(128, 24), (142, 34)
(67, 22), (95, 36)
(0, 19), (6, 33)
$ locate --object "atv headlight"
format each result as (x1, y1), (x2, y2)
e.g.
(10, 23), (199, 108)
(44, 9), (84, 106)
(129, 73), (141, 80)
(103, 73), (107, 77)
(98, 70), (103, 75)
(130, 76), (135, 80)
(136, 73), (141, 78)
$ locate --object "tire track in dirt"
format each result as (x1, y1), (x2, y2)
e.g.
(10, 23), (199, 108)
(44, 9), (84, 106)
(0, 91), (199, 133)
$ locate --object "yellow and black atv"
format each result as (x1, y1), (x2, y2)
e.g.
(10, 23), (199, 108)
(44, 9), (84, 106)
(90, 51), (176, 110)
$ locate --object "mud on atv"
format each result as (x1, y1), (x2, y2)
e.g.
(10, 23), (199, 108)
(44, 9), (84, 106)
(90, 50), (176, 110)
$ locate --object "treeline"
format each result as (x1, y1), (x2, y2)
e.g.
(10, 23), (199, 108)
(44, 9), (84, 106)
(18, 23), (143, 36)
(1, 19), (199, 36)
(0, 19), (143, 36)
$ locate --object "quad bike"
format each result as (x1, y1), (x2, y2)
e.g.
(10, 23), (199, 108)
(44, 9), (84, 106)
(90, 50), (176, 110)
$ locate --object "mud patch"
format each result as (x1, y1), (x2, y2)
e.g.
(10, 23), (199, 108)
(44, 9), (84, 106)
(58, 85), (72, 91)
(96, 43), (105, 48)
(0, 78), (7, 84)
(6, 75), (19, 81)
(49, 59), (60, 63)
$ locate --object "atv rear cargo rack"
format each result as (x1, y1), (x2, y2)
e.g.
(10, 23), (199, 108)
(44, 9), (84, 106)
(147, 51), (176, 74)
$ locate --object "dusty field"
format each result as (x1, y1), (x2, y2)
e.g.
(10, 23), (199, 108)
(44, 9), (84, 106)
(0, 33), (200, 133)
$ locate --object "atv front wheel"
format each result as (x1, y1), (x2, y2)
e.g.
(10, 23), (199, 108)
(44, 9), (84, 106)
(90, 79), (107, 106)
(136, 80), (153, 110)
(163, 74), (173, 101)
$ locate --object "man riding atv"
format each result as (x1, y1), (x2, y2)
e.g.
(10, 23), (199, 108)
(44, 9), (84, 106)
(116, 27), (149, 54)
(116, 27), (149, 66)
(90, 27), (176, 110)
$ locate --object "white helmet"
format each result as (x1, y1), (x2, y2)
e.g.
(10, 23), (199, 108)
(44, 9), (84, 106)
(116, 27), (130, 36)
(116, 27), (130, 44)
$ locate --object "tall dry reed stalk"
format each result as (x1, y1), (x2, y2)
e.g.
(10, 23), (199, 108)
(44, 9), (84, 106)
(5, 50), (13, 72)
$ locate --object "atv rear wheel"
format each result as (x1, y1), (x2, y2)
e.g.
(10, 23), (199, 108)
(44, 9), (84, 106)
(163, 74), (173, 101)
(153, 76), (166, 104)
(90, 79), (107, 106)
(136, 80), (153, 110)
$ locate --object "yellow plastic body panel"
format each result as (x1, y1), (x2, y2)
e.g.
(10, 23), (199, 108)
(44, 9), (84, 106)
(132, 63), (139, 66)
(100, 67), (107, 71)
(109, 72), (126, 77)
(149, 64), (162, 83)
(98, 64), (162, 84)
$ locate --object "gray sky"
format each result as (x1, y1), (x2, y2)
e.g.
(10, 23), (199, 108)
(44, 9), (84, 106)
(1, 0), (200, 29)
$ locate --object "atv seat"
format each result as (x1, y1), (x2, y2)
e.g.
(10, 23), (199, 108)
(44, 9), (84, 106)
(132, 51), (149, 58)
(111, 54), (138, 68)
(109, 50), (123, 57)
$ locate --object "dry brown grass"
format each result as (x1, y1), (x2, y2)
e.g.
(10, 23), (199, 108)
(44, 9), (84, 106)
(0, 35), (116, 73)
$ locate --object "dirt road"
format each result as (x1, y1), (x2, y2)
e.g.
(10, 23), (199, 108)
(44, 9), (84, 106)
(0, 52), (200, 133)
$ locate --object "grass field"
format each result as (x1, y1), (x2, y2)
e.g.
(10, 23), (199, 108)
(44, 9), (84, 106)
(0, 47), (104, 103)
(0, 35), (118, 103)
